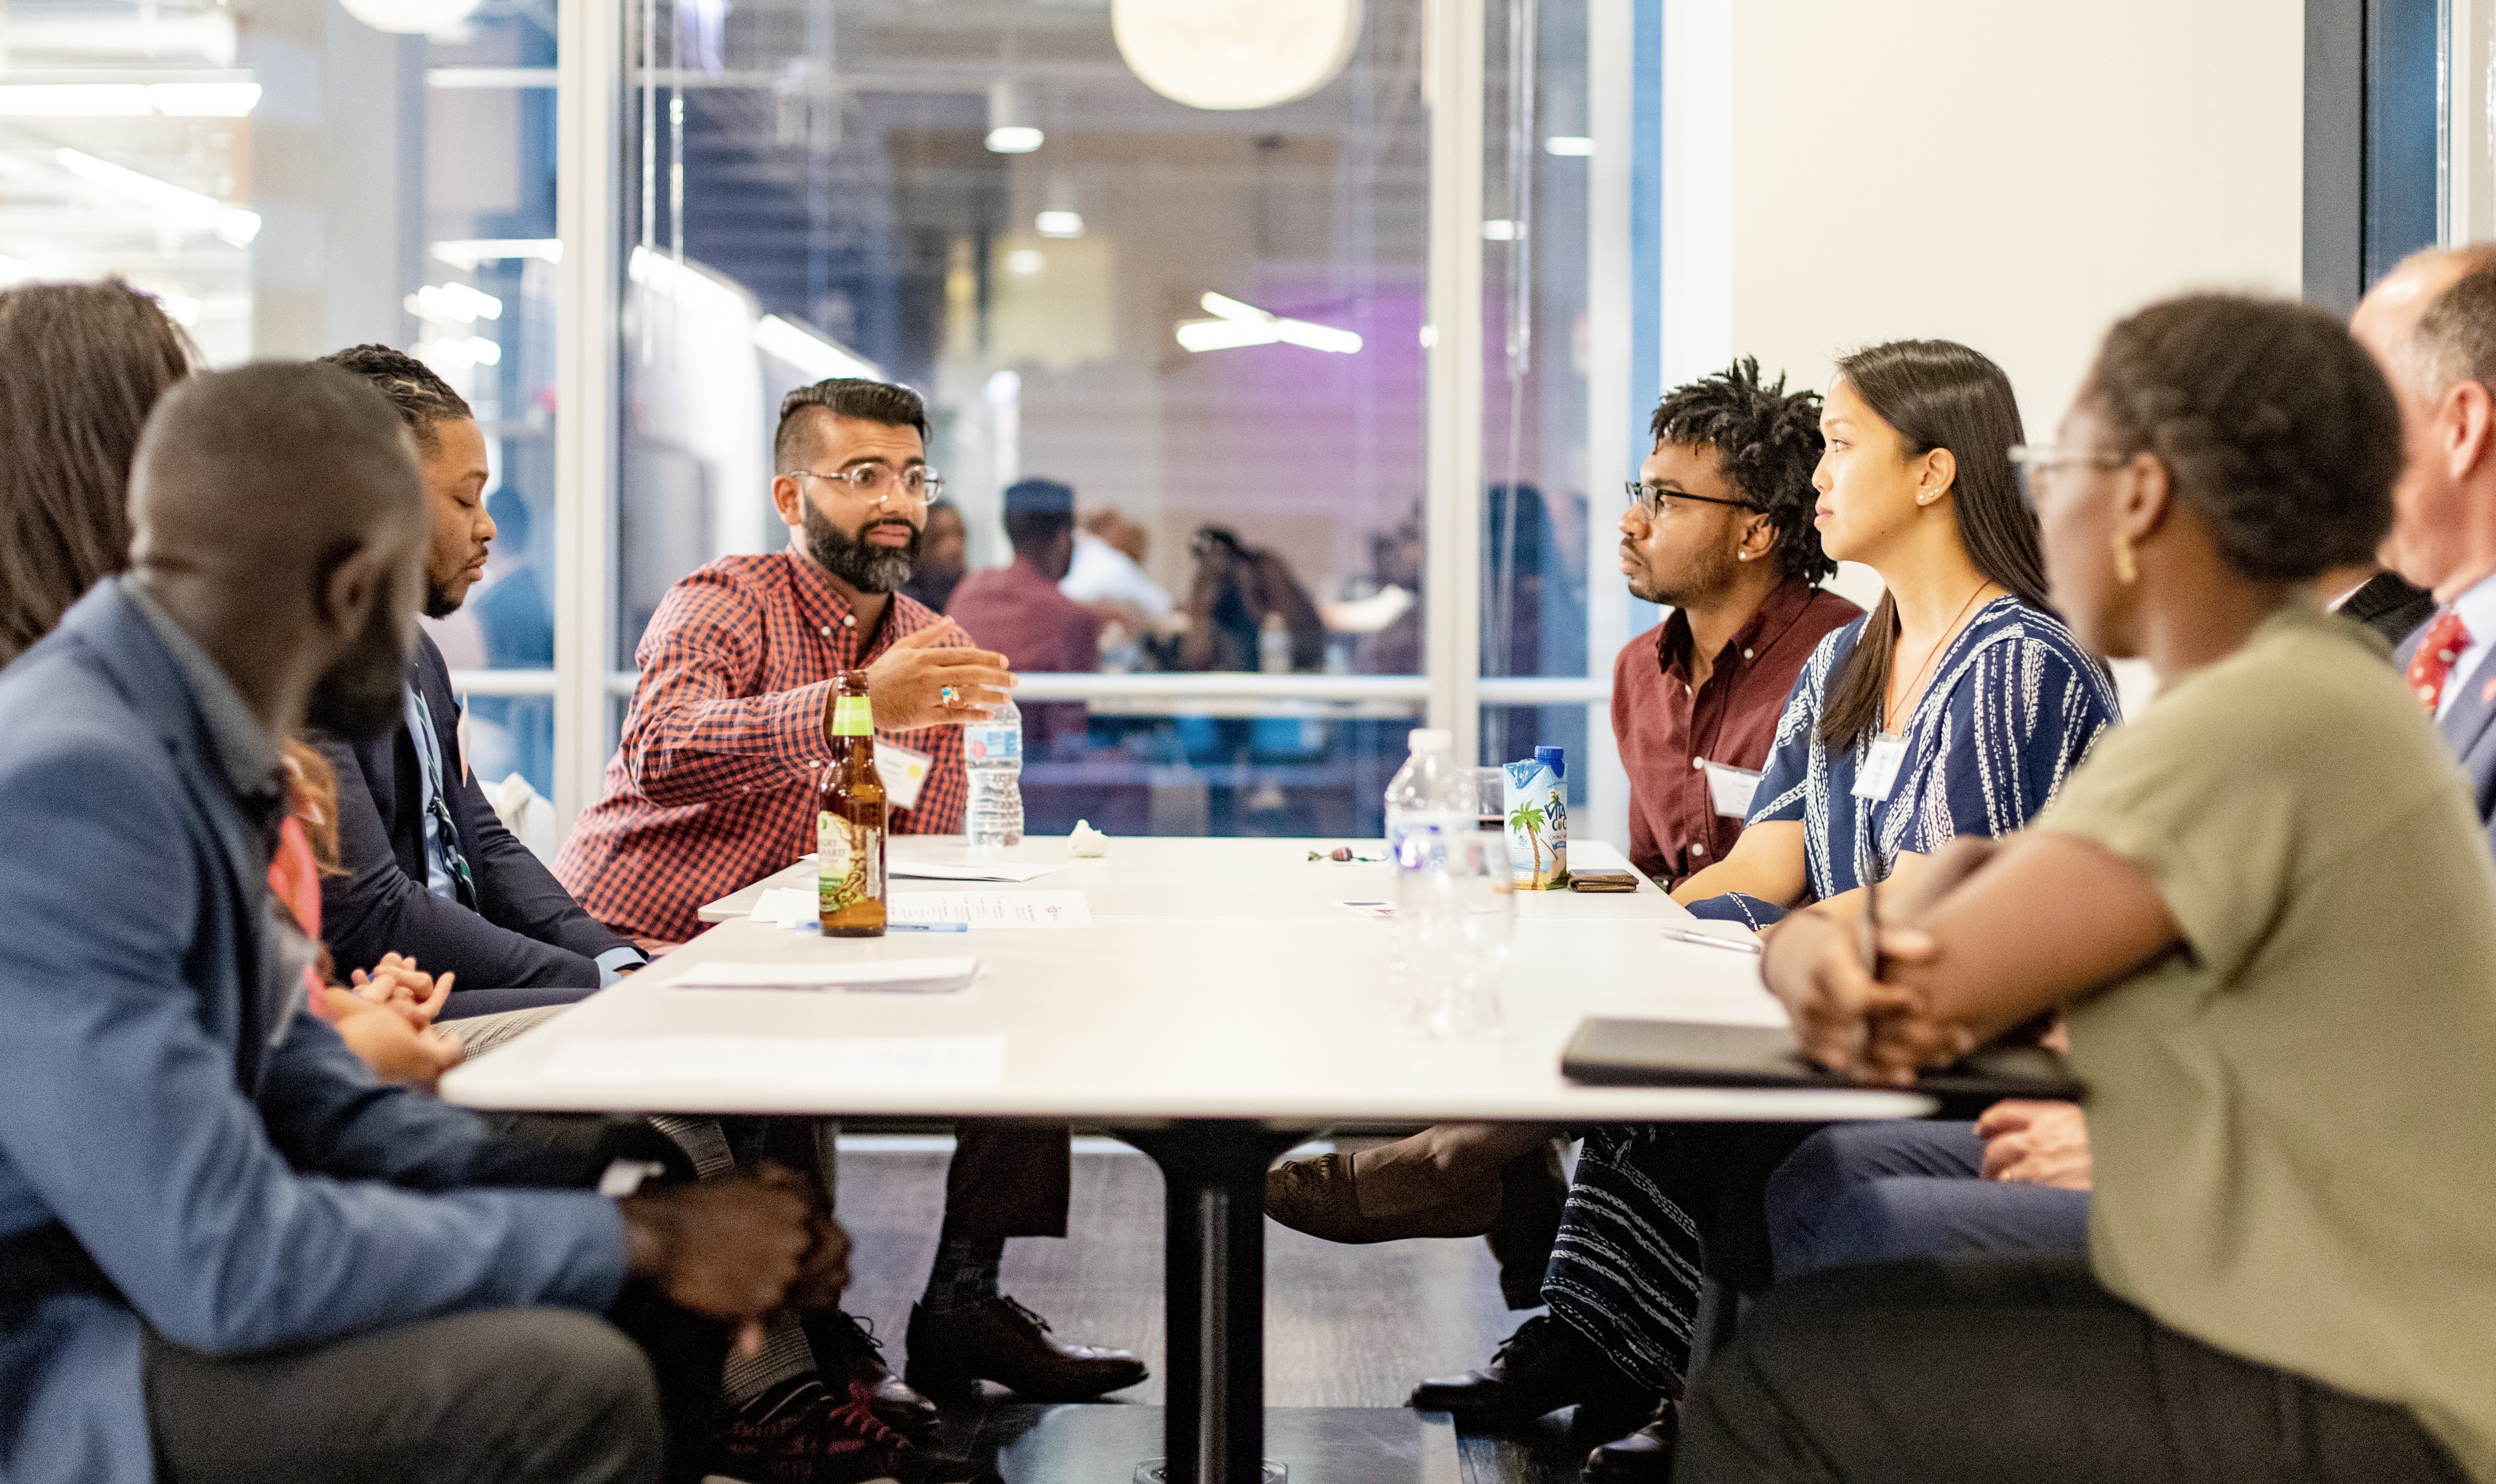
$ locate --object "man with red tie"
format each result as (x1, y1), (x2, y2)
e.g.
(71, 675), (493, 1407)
(2351, 244), (2496, 852)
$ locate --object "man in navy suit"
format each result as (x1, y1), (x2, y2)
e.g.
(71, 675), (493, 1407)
(2353, 244), (2496, 842)
(0, 363), (839, 1484)
(311, 346), (645, 1009)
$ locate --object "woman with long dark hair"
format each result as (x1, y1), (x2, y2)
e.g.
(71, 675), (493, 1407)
(1457, 343), (2122, 1484)
(0, 280), (194, 667)
(1671, 339), (2117, 925)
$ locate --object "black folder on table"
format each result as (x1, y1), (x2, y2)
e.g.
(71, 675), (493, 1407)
(1561, 1017), (2082, 1110)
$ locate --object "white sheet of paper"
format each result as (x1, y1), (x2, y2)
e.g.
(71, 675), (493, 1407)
(891, 890), (1093, 929)
(672, 957), (980, 993)
(542, 1036), (1005, 1089)
(891, 861), (1064, 883)
(875, 743), (932, 812)
(749, 887), (818, 930)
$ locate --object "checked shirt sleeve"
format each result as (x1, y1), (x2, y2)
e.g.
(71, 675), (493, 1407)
(620, 569), (831, 808)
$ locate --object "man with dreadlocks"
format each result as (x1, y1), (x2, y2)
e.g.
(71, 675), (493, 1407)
(1259, 360), (1860, 1415)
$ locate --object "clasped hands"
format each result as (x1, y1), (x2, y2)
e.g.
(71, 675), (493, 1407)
(319, 951), (464, 1087)
(1760, 836), (1996, 1086)
(621, 1163), (853, 1353)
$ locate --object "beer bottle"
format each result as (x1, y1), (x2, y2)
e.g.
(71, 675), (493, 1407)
(817, 670), (886, 937)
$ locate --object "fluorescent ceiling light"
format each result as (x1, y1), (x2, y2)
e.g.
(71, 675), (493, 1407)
(406, 281), (503, 324)
(1176, 290), (1361, 355)
(1481, 219), (1522, 241)
(1005, 248), (1046, 277)
(1543, 136), (1593, 157)
(0, 82), (261, 116)
(55, 147), (259, 246)
(432, 238), (562, 268)
(627, 246), (750, 320)
(986, 125), (1044, 154)
(419, 335), (502, 369)
(755, 314), (880, 381)
(1035, 210), (1083, 239)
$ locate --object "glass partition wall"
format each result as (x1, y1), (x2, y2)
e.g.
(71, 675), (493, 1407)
(583, 0), (1625, 841)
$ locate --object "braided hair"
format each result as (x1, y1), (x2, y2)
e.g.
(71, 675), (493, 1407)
(1650, 357), (1835, 588)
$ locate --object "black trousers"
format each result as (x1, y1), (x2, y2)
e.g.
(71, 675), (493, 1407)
(1675, 1257), (2466, 1484)
(146, 1292), (732, 1484)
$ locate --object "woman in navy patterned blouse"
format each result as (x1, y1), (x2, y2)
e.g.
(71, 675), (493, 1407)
(1522, 342), (2120, 1484)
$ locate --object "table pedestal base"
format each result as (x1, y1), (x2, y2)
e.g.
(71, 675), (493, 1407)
(987, 1405), (1459, 1484)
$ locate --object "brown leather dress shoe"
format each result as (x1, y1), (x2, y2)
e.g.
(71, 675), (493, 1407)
(903, 1295), (1148, 1403)
(712, 1375), (917, 1484)
(1264, 1152), (1504, 1244)
(803, 1309), (940, 1440)
(1405, 1314), (1653, 1425)
(1584, 1398), (1678, 1483)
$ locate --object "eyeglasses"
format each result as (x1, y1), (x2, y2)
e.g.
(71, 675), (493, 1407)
(1623, 481), (1759, 519)
(790, 463), (945, 508)
(2007, 445), (2127, 508)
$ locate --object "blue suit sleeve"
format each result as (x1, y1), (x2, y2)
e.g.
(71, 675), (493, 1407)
(314, 732), (603, 991)
(0, 740), (626, 1356)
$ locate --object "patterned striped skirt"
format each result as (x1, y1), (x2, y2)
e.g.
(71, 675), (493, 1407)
(1542, 1122), (1820, 1391)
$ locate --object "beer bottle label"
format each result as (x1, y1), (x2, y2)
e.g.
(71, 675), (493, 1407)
(831, 695), (874, 737)
(817, 810), (883, 912)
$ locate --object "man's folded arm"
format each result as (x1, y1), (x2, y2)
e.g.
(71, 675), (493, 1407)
(314, 734), (601, 988)
(0, 747), (625, 1356)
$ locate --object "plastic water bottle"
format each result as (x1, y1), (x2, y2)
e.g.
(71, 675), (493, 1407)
(963, 695), (1024, 850)
(1384, 729), (1510, 1038)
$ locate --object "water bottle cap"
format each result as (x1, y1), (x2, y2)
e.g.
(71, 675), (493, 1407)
(1408, 728), (1453, 753)
(1534, 745), (1566, 779)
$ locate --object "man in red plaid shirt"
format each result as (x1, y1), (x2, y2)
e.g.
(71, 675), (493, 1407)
(558, 380), (1148, 1456)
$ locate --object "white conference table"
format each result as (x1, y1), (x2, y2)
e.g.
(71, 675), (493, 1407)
(444, 836), (1926, 1484)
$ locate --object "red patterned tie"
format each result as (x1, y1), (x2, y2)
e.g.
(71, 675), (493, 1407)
(2409, 610), (2474, 714)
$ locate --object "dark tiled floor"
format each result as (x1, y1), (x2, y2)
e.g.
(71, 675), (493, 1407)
(832, 1141), (1602, 1484)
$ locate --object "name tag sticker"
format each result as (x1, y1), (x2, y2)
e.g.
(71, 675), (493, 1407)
(1701, 761), (1762, 819)
(1852, 734), (1909, 802)
(876, 743), (933, 812)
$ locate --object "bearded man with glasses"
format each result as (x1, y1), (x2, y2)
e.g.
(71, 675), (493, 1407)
(558, 379), (1149, 1458)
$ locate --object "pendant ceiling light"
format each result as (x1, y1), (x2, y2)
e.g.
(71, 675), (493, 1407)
(339, 0), (483, 35)
(1112, 0), (1363, 112)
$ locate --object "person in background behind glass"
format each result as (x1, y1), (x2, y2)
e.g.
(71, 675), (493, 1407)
(946, 478), (1099, 756)
(1060, 506), (1174, 641)
(0, 279), (191, 669)
(899, 496), (969, 614)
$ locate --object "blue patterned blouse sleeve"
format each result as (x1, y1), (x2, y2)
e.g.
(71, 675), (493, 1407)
(1901, 614), (2121, 853)
(1747, 620), (1861, 826)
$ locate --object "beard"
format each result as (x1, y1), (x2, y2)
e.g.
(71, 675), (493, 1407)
(1625, 536), (1744, 610)
(804, 501), (920, 593)
(305, 597), (414, 742)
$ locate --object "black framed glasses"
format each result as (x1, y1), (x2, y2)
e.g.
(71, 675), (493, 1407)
(2007, 445), (2127, 509)
(1623, 480), (1759, 519)
(792, 463), (945, 508)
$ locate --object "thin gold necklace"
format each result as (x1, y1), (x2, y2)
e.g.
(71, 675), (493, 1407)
(1882, 582), (1991, 734)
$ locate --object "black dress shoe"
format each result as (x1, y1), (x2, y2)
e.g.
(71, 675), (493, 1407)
(904, 1295), (1148, 1403)
(1406, 1314), (1653, 1424)
(803, 1309), (940, 1440)
(1584, 1399), (1677, 1483)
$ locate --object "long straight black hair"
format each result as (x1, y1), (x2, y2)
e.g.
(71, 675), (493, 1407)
(1818, 339), (2051, 750)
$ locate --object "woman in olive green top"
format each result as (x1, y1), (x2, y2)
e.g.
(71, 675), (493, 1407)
(1676, 295), (2496, 1484)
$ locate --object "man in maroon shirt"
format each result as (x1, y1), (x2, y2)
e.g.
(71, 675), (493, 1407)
(945, 478), (1099, 755)
(1265, 360), (1859, 1434)
(1613, 358), (1862, 886)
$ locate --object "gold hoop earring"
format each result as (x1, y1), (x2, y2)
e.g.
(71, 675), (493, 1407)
(2113, 537), (2139, 586)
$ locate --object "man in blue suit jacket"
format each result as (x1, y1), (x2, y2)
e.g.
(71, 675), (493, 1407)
(0, 364), (832, 1484)
(2353, 244), (2496, 847)
(308, 346), (644, 1006)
